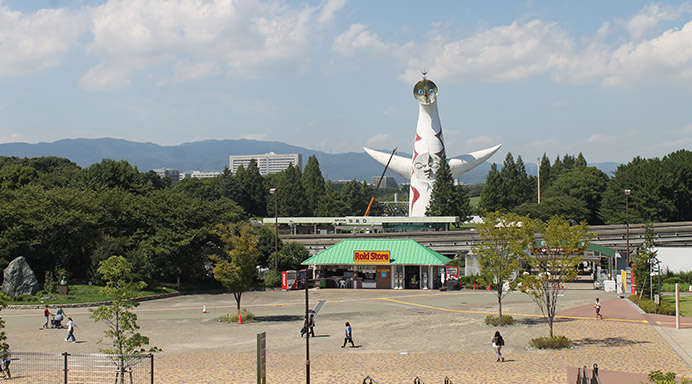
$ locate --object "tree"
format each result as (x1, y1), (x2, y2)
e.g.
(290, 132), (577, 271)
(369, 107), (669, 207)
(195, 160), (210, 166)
(542, 166), (609, 224)
(89, 256), (159, 383)
(480, 163), (503, 213)
(633, 224), (658, 302)
(520, 216), (591, 337)
(236, 159), (267, 217)
(276, 164), (307, 217)
(339, 179), (369, 216)
(426, 154), (471, 220)
(474, 212), (538, 318)
(210, 223), (260, 312)
(278, 242), (311, 271)
(316, 180), (344, 216)
(302, 155), (325, 216)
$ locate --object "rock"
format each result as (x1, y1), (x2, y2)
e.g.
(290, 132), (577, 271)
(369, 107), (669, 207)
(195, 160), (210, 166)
(2, 256), (39, 297)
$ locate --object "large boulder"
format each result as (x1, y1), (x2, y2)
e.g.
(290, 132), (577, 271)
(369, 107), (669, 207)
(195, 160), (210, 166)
(2, 256), (39, 297)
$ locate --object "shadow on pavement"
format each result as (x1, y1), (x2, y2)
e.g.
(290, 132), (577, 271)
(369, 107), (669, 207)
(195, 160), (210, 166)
(571, 337), (650, 347)
(255, 315), (303, 322)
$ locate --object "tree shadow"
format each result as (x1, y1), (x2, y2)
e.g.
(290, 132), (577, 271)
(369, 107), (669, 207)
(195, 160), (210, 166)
(571, 337), (650, 347)
(254, 315), (303, 322)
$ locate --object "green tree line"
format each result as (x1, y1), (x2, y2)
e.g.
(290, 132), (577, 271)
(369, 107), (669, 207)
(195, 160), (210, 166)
(0, 154), (386, 287)
(477, 149), (692, 225)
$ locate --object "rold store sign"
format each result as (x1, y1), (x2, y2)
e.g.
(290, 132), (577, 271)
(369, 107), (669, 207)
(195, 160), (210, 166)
(354, 251), (390, 264)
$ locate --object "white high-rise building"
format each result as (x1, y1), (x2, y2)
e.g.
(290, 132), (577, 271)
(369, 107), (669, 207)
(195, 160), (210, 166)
(229, 152), (302, 176)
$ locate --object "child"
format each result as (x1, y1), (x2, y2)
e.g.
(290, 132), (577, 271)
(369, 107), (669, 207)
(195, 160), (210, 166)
(595, 298), (603, 320)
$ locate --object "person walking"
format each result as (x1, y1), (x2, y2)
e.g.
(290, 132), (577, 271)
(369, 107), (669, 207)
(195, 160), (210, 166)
(491, 331), (505, 362)
(342, 322), (355, 348)
(308, 314), (315, 337)
(42, 305), (52, 329)
(0, 347), (11, 379)
(595, 298), (603, 320)
(65, 317), (78, 343)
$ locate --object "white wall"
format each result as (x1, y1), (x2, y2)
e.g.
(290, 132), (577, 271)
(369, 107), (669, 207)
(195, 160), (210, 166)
(655, 247), (692, 273)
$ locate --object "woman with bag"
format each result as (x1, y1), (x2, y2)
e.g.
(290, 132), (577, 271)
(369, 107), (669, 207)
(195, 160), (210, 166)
(491, 331), (505, 362)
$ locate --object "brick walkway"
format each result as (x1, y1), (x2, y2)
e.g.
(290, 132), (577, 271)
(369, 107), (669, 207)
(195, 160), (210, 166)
(4, 288), (692, 383)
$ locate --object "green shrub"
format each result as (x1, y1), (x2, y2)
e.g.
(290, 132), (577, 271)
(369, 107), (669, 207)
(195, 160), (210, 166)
(485, 315), (515, 326)
(13, 294), (39, 302)
(661, 283), (692, 293)
(663, 277), (682, 285)
(263, 270), (281, 288)
(529, 335), (571, 349)
(219, 309), (255, 323)
(646, 369), (692, 384)
(629, 295), (676, 315)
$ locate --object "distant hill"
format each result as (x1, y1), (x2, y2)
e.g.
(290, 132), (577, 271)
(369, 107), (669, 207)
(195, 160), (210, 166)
(0, 138), (620, 184)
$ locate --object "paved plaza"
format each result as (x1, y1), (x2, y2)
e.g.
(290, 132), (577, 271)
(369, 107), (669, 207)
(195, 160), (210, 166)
(3, 283), (692, 383)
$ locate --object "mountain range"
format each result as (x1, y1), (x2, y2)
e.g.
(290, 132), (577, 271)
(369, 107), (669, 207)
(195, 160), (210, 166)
(0, 138), (620, 185)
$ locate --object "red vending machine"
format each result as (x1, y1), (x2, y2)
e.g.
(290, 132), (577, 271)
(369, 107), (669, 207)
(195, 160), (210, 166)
(281, 270), (298, 291)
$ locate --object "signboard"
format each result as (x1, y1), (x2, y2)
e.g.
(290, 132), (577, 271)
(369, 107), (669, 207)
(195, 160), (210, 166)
(354, 250), (390, 264)
(257, 332), (266, 384)
(445, 266), (460, 279)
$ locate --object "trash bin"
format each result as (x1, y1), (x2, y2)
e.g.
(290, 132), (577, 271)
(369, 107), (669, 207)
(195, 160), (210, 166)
(445, 280), (460, 291)
(320, 279), (326, 288)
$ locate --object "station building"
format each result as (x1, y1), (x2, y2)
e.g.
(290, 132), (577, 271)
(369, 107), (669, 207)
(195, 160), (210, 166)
(302, 239), (450, 289)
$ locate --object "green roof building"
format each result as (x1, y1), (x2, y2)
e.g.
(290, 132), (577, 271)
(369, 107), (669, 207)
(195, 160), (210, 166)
(302, 239), (451, 289)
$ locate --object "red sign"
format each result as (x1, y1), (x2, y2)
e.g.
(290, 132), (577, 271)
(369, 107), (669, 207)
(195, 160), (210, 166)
(354, 251), (390, 264)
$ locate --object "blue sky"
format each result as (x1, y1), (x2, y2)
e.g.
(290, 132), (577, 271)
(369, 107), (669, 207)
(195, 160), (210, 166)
(1, 0), (691, 164)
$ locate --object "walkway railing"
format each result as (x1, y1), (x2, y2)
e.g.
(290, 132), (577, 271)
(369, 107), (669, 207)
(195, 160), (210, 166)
(362, 376), (454, 383)
(576, 364), (601, 384)
(9, 352), (153, 383)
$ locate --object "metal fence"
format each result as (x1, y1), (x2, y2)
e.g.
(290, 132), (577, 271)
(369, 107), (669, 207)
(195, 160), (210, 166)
(9, 352), (153, 383)
(362, 377), (454, 384)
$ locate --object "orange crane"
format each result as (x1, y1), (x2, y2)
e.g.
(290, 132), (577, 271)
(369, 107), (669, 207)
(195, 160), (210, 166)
(364, 148), (397, 217)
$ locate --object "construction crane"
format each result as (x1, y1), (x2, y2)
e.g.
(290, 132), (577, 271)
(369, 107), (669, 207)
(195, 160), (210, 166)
(364, 148), (397, 217)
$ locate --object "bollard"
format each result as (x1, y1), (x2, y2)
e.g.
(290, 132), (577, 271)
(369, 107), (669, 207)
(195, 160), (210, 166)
(239, 314), (243, 325)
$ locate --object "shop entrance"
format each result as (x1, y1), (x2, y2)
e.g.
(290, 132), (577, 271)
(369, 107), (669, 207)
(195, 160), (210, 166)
(376, 266), (391, 289)
(404, 266), (420, 289)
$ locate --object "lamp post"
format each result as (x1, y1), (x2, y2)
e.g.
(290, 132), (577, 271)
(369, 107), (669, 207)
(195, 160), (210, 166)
(537, 157), (541, 204)
(269, 188), (278, 272)
(625, 189), (631, 266)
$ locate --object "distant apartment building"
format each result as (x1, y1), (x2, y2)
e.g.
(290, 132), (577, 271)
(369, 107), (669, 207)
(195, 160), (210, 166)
(228, 152), (302, 176)
(181, 171), (223, 179)
(370, 176), (398, 188)
(153, 168), (181, 183)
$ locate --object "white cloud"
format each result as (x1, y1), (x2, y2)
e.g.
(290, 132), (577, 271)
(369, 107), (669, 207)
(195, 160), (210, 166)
(679, 124), (692, 134)
(382, 107), (395, 115)
(622, 3), (691, 40)
(332, 23), (393, 57)
(552, 100), (569, 107)
(241, 133), (268, 141)
(465, 135), (499, 146)
(80, 0), (344, 90)
(0, 133), (27, 143)
(366, 133), (391, 146)
(587, 133), (618, 143)
(0, 6), (85, 79)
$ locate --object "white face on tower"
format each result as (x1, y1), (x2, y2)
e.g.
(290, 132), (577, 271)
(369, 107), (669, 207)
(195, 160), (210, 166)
(413, 79), (438, 105)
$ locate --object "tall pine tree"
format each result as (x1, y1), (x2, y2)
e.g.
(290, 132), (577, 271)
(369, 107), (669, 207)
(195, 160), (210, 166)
(426, 154), (471, 220)
(302, 155), (325, 216)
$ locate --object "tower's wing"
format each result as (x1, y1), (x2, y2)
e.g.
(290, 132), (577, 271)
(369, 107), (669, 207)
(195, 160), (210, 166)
(448, 144), (502, 178)
(363, 147), (412, 179)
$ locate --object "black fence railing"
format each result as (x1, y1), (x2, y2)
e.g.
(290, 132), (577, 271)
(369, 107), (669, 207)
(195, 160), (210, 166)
(8, 352), (153, 383)
(576, 364), (601, 384)
(362, 377), (454, 384)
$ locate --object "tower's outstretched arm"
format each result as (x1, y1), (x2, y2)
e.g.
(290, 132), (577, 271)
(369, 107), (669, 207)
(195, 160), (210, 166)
(363, 147), (412, 179)
(448, 144), (502, 178)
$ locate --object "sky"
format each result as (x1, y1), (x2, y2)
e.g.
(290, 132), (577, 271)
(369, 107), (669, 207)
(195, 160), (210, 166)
(1, 0), (691, 165)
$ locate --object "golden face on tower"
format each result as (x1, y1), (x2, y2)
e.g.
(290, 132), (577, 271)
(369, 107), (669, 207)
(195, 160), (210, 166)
(413, 79), (438, 105)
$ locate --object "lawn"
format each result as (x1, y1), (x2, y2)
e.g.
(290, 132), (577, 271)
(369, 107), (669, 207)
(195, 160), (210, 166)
(7, 285), (177, 306)
(661, 295), (692, 317)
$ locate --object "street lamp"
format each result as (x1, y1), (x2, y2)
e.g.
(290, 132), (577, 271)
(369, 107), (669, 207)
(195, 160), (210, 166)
(625, 189), (631, 266)
(269, 188), (278, 272)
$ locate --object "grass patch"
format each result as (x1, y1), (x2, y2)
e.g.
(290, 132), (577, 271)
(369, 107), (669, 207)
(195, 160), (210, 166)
(219, 309), (255, 323)
(529, 335), (571, 349)
(661, 295), (692, 318)
(485, 315), (515, 326)
(629, 295), (677, 316)
(646, 370), (692, 384)
(7, 285), (177, 305)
